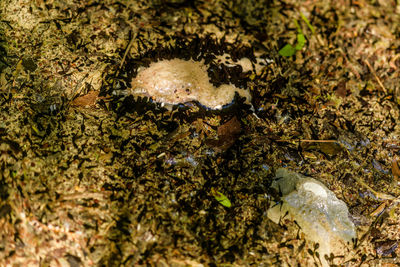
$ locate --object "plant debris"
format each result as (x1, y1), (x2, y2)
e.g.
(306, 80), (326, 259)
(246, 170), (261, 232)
(1, 0), (400, 266)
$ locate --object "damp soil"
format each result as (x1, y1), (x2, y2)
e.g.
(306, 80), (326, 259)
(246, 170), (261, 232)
(1, 0), (400, 266)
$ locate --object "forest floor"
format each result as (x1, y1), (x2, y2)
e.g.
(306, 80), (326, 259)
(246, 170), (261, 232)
(1, 0), (400, 266)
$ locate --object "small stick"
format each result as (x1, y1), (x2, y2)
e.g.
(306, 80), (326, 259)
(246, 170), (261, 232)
(275, 139), (337, 143)
(119, 33), (136, 71)
(364, 59), (387, 94)
(112, 32), (136, 89)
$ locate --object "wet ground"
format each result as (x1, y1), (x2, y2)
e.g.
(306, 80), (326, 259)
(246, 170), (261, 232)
(1, 0), (400, 266)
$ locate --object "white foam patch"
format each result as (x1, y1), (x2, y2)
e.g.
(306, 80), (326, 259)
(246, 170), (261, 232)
(215, 53), (271, 74)
(130, 59), (251, 109)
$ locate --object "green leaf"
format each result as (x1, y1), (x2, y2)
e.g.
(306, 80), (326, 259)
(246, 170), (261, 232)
(294, 33), (306, 50)
(293, 18), (302, 34)
(212, 189), (232, 208)
(300, 12), (315, 34)
(279, 44), (296, 57)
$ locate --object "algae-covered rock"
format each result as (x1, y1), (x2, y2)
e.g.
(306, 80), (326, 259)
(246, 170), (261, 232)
(267, 168), (356, 265)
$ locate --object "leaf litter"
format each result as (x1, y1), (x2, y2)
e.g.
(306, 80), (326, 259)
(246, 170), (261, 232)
(1, 0), (400, 266)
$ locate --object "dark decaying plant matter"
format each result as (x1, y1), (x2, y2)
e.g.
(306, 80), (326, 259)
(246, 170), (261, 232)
(1, 0), (400, 266)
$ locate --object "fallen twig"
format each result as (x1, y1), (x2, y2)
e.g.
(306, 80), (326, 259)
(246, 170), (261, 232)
(364, 59), (387, 94)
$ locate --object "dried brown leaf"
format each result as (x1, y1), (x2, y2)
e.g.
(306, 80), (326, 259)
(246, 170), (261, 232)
(391, 155), (400, 181)
(71, 91), (100, 107)
(217, 116), (241, 137)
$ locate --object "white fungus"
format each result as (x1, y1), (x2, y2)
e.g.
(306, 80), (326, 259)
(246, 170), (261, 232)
(130, 58), (252, 109)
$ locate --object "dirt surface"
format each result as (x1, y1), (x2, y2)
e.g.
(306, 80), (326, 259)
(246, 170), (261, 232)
(1, 0), (400, 266)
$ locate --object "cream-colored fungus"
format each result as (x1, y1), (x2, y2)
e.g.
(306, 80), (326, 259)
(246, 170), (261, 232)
(130, 58), (251, 109)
